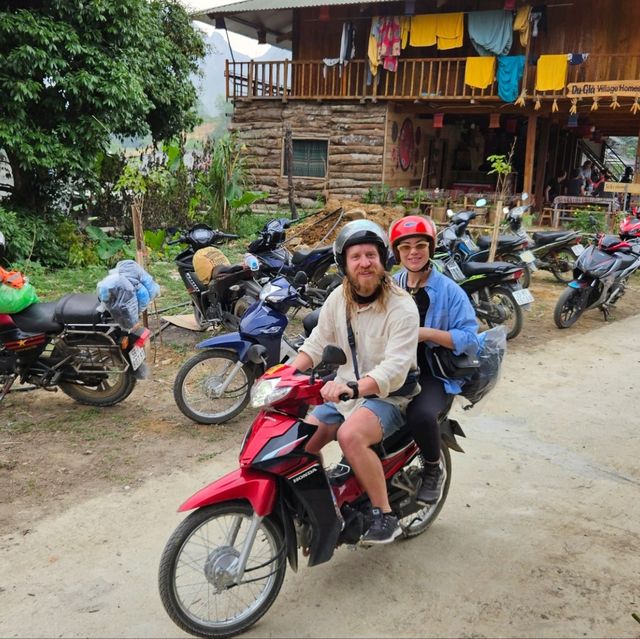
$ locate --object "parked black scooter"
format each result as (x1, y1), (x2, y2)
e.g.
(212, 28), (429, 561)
(168, 225), (263, 331)
(483, 194), (585, 285)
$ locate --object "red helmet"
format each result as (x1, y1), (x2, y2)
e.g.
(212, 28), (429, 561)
(389, 215), (436, 260)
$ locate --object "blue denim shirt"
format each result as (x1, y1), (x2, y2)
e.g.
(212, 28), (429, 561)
(394, 267), (480, 394)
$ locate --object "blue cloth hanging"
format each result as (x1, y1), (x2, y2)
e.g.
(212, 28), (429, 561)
(468, 10), (513, 57)
(496, 55), (526, 103)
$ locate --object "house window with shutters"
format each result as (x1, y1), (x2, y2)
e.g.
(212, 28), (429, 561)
(283, 139), (328, 178)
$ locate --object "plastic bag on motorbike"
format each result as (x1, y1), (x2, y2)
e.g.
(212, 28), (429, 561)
(96, 273), (139, 329)
(460, 325), (507, 409)
(0, 281), (39, 313)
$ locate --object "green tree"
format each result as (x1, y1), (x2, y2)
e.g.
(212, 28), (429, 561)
(0, 0), (206, 211)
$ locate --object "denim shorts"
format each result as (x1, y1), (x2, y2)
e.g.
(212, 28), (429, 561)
(309, 399), (404, 439)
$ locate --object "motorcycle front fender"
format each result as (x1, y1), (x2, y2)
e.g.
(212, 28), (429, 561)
(195, 331), (251, 357)
(178, 467), (277, 516)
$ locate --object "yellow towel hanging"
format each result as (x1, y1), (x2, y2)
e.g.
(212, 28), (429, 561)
(569, 98), (578, 114)
(464, 57), (496, 89)
(535, 54), (569, 92)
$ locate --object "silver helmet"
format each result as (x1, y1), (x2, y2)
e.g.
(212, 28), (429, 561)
(333, 219), (388, 272)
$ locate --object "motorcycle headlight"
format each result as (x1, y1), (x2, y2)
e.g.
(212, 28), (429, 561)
(250, 377), (292, 408)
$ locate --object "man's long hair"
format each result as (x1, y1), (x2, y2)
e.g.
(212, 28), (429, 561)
(342, 271), (405, 319)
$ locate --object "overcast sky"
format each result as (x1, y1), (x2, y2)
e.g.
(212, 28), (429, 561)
(179, 0), (269, 57)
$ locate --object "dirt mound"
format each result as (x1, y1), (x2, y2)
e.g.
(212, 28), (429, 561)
(286, 200), (411, 249)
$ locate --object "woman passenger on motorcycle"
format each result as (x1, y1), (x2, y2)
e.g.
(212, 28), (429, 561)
(389, 215), (480, 505)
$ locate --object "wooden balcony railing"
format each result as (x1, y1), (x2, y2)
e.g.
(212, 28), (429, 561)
(226, 54), (640, 103)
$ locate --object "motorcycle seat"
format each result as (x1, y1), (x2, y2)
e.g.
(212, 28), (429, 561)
(214, 264), (244, 276)
(615, 253), (638, 268)
(292, 246), (332, 266)
(54, 294), (104, 325)
(302, 308), (321, 337)
(476, 235), (524, 250)
(461, 261), (519, 276)
(11, 301), (63, 334)
(531, 230), (578, 245)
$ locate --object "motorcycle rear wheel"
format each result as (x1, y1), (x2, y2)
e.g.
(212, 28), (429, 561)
(159, 501), (286, 639)
(553, 287), (586, 328)
(400, 443), (452, 538)
(56, 335), (137, 406)
(481, 285), (523, 340)
(173, 349), (255, 424)
(550, 247), (578, 284)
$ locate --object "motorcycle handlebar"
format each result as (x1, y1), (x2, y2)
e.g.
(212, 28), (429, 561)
(166, 237), (186, 245)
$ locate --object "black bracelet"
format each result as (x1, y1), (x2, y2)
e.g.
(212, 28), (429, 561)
(346, 381), (359, 399)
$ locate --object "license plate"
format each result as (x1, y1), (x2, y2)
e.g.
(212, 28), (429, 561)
(447, 261), (465, 282)
(512, 288), (534, 305)
(129, 345), (146, 370)
(463, 237), (477, 251)
(519, 250), (536, 264)
(571, 244), (585, 256)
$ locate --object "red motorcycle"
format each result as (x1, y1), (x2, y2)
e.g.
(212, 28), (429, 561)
(619, 208), (640, 240)
(158, 346), (465, 638)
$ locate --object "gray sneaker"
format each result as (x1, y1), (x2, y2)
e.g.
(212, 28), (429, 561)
(416, 462), (444, 505)
(360, 508), (401, 545)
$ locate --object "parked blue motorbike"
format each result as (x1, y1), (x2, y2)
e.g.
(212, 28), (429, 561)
(173, 272), (318, 424)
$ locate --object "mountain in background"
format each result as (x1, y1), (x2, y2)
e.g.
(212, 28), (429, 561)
(195, 30), (290, 118)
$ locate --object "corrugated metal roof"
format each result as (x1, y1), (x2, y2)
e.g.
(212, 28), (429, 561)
(192, 0), (396, 17)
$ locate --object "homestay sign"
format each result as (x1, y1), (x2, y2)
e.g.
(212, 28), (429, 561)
(567, 80), (640, 97)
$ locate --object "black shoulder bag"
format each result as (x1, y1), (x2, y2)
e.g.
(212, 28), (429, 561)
(430, 345), (480, 379)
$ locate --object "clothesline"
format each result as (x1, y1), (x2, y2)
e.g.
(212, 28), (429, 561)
(303, 3), (575, 21)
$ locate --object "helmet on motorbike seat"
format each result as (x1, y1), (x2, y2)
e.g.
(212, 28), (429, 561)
(333, 219), (389, 273)
(388, 215), (436, 261)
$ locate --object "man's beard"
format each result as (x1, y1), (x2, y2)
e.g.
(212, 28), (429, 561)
(346, 264), (385, 298)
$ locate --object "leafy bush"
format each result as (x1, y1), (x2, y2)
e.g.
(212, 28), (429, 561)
(568, 209), (606, 234)
(361, 184), (391, 204)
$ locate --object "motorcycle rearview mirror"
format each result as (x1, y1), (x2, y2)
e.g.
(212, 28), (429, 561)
(446, 209), (455, 218)
(475, 198), (487, 208)
(321, 345), (347, 367)
(293, 271), (308, 286)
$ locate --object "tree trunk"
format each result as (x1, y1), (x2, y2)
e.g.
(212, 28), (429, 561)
(284, 124), (298, 220)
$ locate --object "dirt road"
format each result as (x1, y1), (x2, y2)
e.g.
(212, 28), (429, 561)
(1, 312), (639, 638)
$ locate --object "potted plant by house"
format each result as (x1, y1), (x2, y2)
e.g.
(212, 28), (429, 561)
(429, 189), (449, 222)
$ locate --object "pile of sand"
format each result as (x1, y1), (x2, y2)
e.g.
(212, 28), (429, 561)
(285, 199), (412, 249)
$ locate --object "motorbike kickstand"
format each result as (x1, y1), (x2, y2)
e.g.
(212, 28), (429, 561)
(0, 375), (17, 402)
(600, 304), (610, 321)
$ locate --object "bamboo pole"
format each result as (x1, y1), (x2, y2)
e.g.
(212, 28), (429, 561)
(131, 194), (148, 328)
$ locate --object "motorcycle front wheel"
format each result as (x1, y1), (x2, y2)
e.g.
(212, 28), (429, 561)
(55, 335), (137, 406)
(399, 443), (452, 538)
(481, 285), (523, 340)
(549, 247), (578, 284)
(553, 287), (587, 328)
(173, 349), (255, 424)
(159, 501), (287, 639)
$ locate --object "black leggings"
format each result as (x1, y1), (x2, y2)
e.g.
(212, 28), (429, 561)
(406, 370), (450, 464)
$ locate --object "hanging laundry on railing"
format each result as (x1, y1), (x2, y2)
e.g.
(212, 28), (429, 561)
(531, 5), (547, 38)
(436, 13), (464, 50)
(409, 12), (463, 50)
(368, 17), (381, 77)
(399, 16), (411, 49)
(496, 55), (525, 102)
(568, 53), (589, 65)
(339, 21), (356, 64)
(513, 4), (532, 47)
(535, 54), (568, 91)
(468, 10), (513, 57)
(380, 16), (402, 72)
(464, 56), (496, 89)
(409, 13), (437, 47)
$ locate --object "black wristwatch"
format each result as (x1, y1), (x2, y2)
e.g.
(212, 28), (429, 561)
(346, 381), (359, 399)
